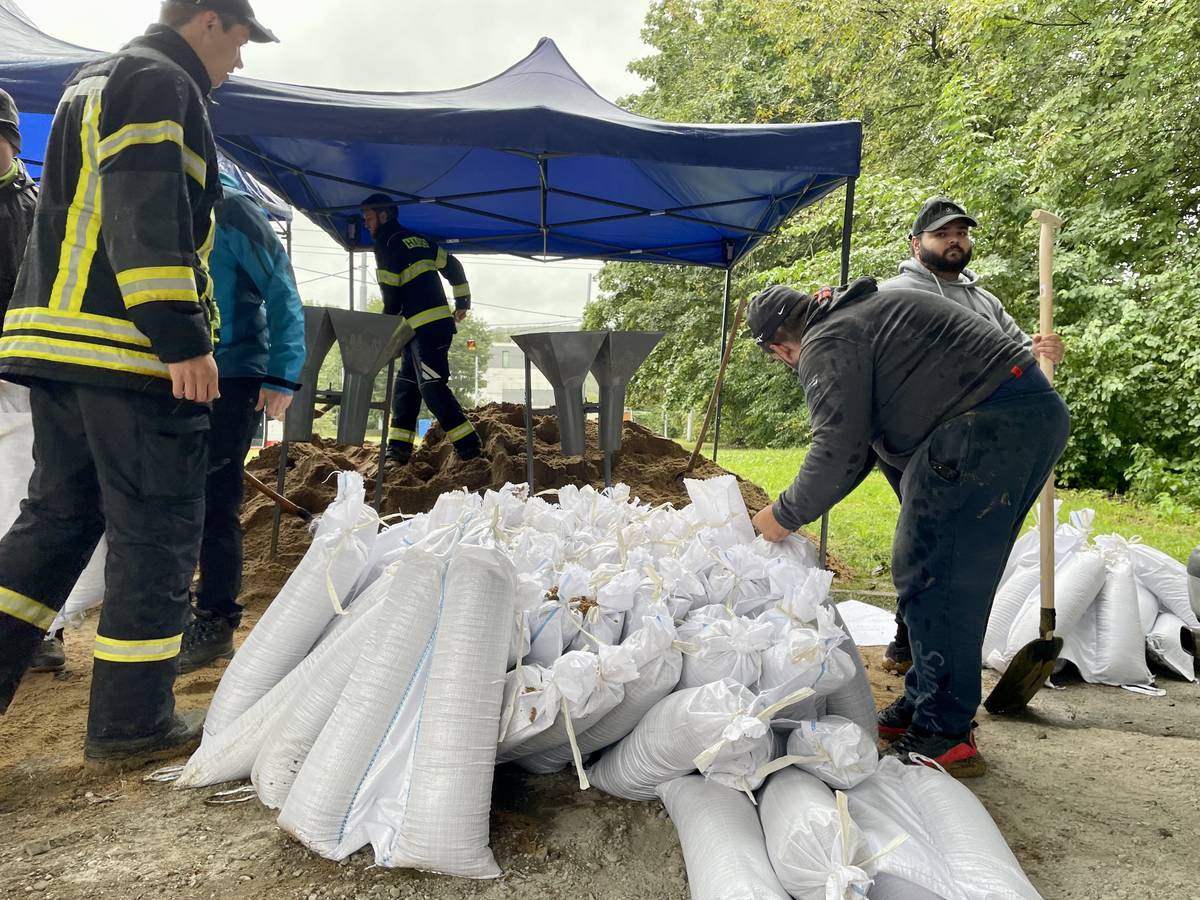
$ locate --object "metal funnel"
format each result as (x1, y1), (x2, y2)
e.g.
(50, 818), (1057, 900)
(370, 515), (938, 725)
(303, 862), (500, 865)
(327, 309), (414, 445)
(283, 305), (337, 442)
(512, 331), (608, 455)
(590, 331), (664, 452)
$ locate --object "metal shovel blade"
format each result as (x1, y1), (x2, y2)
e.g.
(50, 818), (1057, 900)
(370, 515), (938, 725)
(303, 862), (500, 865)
(984, 634), (1064, 715)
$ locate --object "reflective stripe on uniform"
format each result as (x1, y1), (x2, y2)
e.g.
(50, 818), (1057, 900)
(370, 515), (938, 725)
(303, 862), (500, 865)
(0, 335), (170, 379)
(407, 305), (453, 329)
(116, 265), (199, 308)
(446, 421), (476, 442)
(4, 307), (152, 348)
(97, 120), (207, 186)
(376, 247), (448, 289)
(94, 632), (182, 664)
(0, 585), (57, 631)
(51, 83), (105, 313)
(450, 283), (470, 299)
(389, 427), (417, 443)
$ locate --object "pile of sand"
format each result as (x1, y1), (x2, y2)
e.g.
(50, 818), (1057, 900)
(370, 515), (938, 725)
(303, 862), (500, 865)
(240, 403), (779, 602)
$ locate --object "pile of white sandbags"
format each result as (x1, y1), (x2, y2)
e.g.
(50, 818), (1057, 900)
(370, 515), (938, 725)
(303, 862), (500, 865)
(984, 505), (1198, 687)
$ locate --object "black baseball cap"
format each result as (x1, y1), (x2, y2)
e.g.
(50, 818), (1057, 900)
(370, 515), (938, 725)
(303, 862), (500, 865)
(188, 0), (279, 43)
(747, 285), (806, 346)
(910, 197), (977, 237)
(0, 89), (20, 153)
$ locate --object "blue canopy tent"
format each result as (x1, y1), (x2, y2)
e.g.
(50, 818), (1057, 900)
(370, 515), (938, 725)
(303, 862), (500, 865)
(0, 2), (862, 558)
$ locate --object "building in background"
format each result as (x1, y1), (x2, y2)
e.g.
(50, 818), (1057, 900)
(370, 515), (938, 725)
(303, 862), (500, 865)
(477, 323), (598, 409)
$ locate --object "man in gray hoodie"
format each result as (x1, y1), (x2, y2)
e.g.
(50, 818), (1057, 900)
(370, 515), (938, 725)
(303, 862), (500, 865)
(748, 277), (1069, 776)
(876, 197), (1065, 674)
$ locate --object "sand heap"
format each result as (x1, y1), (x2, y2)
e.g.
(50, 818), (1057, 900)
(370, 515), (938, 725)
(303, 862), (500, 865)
(240, 403), (774, 603)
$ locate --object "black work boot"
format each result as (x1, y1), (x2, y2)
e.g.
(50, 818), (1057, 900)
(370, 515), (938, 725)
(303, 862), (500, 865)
(877, 696), (913, 743)
(884, 724), (987, 779)
(84, 709), (205, 770)
(385, 442), (411, 466)
(29, 630), (66, 673)
(178, 611), (235, 674)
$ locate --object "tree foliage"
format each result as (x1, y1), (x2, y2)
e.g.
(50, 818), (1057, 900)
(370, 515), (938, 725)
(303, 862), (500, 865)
(587, 0), (1200, 506)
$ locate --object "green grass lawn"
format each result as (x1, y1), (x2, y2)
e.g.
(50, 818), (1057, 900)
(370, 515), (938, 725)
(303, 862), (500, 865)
(712, 446), (1197, 591)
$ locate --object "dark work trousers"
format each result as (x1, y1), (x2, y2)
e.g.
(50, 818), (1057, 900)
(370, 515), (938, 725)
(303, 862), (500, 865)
(876, 459), (909, 652)
(195, 377), (262, 626)
(388, 321), (479, 460)
(0, 380), (208, 741)
(892, 380), (1069, 736)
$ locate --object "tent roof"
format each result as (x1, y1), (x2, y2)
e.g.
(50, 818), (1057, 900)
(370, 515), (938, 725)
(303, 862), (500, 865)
(0, 4), (861, 268)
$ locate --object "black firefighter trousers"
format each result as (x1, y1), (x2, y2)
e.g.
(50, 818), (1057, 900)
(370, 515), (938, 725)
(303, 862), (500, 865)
(388, 321), (479, 460)
(0, 380), (208, 743)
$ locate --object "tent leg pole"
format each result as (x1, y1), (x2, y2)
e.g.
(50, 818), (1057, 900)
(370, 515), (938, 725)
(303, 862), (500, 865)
(712, 266), (733, 463)
(821, 178), (857, 569)
(524, 356), (535, 492)
(348, 250), (355, 312)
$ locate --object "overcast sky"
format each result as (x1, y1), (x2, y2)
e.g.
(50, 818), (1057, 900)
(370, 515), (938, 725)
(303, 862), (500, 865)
(25, 0), (657, 331)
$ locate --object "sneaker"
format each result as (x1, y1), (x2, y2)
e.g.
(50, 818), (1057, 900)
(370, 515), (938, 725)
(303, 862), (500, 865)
(178, 612), (235, 674)
(881, 640), (912, 675)
(84, 709), (205, 770)
(29, 631), (66, 673)
(884, 725), (987, 779)
(876, 696), (913, 742)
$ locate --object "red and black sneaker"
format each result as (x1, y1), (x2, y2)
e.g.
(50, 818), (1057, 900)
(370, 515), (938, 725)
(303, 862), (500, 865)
(885, 725), (987, 779)
(876, 697), (912, 743)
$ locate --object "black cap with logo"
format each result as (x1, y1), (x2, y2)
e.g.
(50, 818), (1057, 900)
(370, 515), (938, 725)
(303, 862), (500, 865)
(0, 89), (21, 153)
(909, 197), (977, 237)
(746, 285), (807, 347)
(188, 0), (279, 43)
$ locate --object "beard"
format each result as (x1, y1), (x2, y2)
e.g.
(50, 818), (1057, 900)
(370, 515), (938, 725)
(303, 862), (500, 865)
(918, 242), (973, 275)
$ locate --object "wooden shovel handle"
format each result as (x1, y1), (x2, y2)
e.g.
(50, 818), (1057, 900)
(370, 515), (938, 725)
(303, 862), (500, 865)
(684, 294), (750, 475)
(1032, 209), (1064, 629)
(244, 469), (312, 522)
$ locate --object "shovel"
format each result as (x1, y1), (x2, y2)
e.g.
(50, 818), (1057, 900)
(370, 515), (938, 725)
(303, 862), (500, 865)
(243, 470), (313, 523)
(984, 208), (1065, 716)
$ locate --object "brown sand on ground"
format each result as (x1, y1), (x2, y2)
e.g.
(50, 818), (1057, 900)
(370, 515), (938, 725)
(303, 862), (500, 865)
(240, 402), (848, 601)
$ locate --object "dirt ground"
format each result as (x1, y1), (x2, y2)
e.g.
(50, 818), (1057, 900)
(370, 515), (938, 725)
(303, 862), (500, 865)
(2, 608), (1198, 900)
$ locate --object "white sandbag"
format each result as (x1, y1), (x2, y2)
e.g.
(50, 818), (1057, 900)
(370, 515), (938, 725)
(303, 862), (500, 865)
(846, 757), (1041, 900)
(206, 473), (377, 736)
(821, 605), (878, 741)
(758, 766), (875, 899)
(705, 544), (773, 616)
(586, 678), (799, 800)
(783, 716), (878, 790)
(495, 664), (560, 755)
(678, 607), (774, 690)
(1060, 557), (1153, 688)
(499, 644), (638, 764)
(251, 585), (389, 808)
(0, 383), (33, 537)
(567, 566), (639, 649)
(997, 500), (1083, 587)
(757, 606), (856, 706)
(981, 565), (1040, 666)
(1128, 541), (1200, 629)
(656, 775), (790, 900)
(277, 552), (447, 858)
(1146, 611), (1197, 682)
(176, 595), (385, 788)
(992, 550), (1106, 671)
(519, 616), (684, 774)
(684, 474), (757, 547)
(380, 546), (516, 877)
(1135, 581), (1160, 635)
(49, 538), (108, 631)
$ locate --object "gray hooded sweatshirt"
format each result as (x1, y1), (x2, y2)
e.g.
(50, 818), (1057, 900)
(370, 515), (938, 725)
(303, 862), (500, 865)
(879, 258), (1032, 351)
(772, 277), (1036, 530)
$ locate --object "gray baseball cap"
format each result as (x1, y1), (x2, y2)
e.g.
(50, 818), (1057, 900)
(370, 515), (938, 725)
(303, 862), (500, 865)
(185, 0), (279, 43)
(910, 197), (977, 237)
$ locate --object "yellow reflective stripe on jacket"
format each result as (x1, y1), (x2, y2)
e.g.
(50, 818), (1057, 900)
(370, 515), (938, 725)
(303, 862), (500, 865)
(0, 335), (170, 379)
(389, 426), (417, 443)
(450, 283), (470, 299)
(407, 305), (453, 329)
(377, 247), (448, 290)
(97, 120), (207, 186)
(0, 586), (57, 631)
(116, 265), (199, 308)
(94, 633), (182, 664)
(50, 84), (105, 313)
(445, 421), (476, 442)
(4, 307), (152, 349)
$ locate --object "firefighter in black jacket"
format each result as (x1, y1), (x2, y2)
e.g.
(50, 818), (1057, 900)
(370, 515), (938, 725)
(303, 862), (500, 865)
(361, 194), (482, 464)
(0, 0), (278, 767)
(0, 89), (37, 318)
